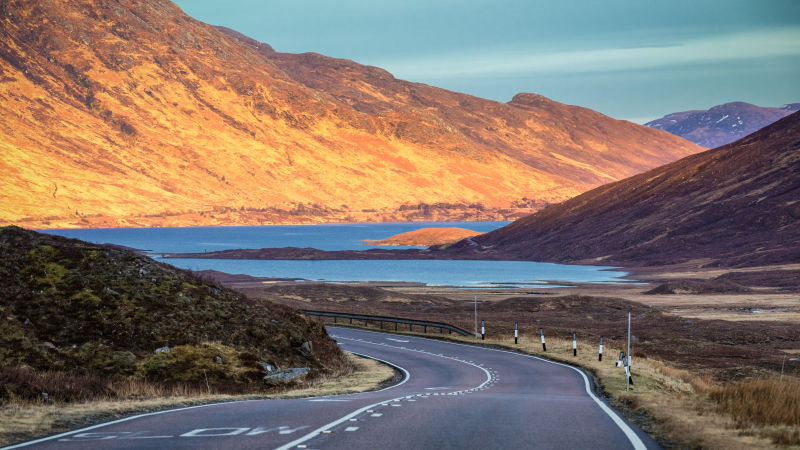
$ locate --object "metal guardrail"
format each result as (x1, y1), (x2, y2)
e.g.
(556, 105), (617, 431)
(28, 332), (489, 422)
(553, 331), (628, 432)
(303, 310), (472, 336)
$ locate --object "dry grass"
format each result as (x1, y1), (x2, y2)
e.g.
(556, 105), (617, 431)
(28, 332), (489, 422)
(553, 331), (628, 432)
(708, 377), (800, 427)
(0, 353), (395, 447)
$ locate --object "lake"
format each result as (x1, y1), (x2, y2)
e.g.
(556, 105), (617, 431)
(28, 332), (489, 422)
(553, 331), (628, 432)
(39, 222), (631, 288)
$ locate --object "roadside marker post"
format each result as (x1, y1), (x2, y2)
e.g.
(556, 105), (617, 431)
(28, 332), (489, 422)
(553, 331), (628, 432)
(627, 312), (632, 369)
(627, 311), (633, 391)
(514, 322), (518, 345)
(572, 333), (577, 356)
(624, 356), (633, 390)
(598, 336), (603, 361)
(474, 295), (478, 339)
(616, 351), (624, 367)
(481, 320), (485, 340)
(540, 328), (546, 352)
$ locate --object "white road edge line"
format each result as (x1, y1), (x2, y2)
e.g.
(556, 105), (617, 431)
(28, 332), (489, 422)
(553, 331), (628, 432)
(329, 327), (648, 450)
(0, 351), (407, 450)
(275, 346), (492, 450)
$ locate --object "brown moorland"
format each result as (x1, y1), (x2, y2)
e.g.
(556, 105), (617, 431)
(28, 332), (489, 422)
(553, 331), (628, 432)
(0, 0), (701, 229)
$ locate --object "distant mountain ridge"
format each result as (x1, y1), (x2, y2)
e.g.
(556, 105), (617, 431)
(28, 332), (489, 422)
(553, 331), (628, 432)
(450, 111), (800, 267)
(0, 0), (701, 228)
(646, 101), (799, 148)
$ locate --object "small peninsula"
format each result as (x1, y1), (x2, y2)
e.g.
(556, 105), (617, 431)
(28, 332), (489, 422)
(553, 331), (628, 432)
(363, 227), (480, 246)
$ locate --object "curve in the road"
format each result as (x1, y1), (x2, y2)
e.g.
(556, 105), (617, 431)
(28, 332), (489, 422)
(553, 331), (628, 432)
(3, 327), (658, 450)
(276, 347), (494, 450)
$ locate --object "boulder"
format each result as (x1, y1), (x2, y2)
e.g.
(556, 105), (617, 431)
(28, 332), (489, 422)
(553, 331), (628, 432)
(258, 361), (276, 373)
(263, 368), (310, 384)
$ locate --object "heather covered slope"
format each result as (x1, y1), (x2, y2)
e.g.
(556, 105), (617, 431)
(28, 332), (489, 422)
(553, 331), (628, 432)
(456, 112), (800, 267)
(258, 46), (699, 187)
(0, 226), (349, 401)
(0, 0), (701, 229)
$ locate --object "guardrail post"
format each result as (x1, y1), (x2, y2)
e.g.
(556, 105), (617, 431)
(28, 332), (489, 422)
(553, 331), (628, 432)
(395, 322), (398, 331)
(380, 320), (383, 330)
(424, 325), (427, 333)
(409, 323), (412, 331)
(333, 316), (337, 324)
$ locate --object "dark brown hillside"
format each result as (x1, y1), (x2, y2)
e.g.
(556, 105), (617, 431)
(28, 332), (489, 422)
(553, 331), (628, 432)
(457, 111), (800, 267)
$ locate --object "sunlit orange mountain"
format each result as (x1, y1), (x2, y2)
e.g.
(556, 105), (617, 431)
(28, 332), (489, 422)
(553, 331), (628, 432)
(0, 0), (702, 229)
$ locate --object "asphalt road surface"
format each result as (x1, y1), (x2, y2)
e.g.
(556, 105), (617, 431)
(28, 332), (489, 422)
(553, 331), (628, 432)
(6, 327), (659, 449)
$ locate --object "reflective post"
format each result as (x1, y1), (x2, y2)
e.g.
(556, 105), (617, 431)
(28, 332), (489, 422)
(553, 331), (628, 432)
(514, 322), (518, 345)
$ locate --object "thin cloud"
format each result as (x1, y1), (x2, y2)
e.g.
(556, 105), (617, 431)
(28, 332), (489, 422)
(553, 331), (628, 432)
(373, 27), (800, 80)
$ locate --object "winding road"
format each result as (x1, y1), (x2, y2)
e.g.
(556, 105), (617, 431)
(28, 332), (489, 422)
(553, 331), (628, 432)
(6, 327), (659, 449)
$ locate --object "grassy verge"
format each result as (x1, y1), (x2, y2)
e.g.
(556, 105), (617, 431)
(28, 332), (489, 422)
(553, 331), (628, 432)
(326, 322), (800, 449)
(0, 353), (395, 447)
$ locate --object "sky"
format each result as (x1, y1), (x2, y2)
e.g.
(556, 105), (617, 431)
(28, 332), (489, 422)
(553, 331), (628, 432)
(173, 0), (800, 123)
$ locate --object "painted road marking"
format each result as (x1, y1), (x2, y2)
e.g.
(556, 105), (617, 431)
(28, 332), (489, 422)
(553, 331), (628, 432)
(51, 426), (310, 442)
(371, 413), (383, 417)
(275, 346), (493, 450)
(4, 400), (271, 448)
(309, 399), (351, 402)
(181, 428), (250, 437)
(344, 427), (359, 432)
(386, 338), (409, 343)
(336, 327), (648, 450)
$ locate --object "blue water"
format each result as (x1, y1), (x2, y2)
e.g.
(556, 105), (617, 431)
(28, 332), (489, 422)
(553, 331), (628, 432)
(39, 222), (630, 287)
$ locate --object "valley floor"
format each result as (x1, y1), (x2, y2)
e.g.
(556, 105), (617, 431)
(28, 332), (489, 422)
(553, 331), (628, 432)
(207, 262), (800, 449)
